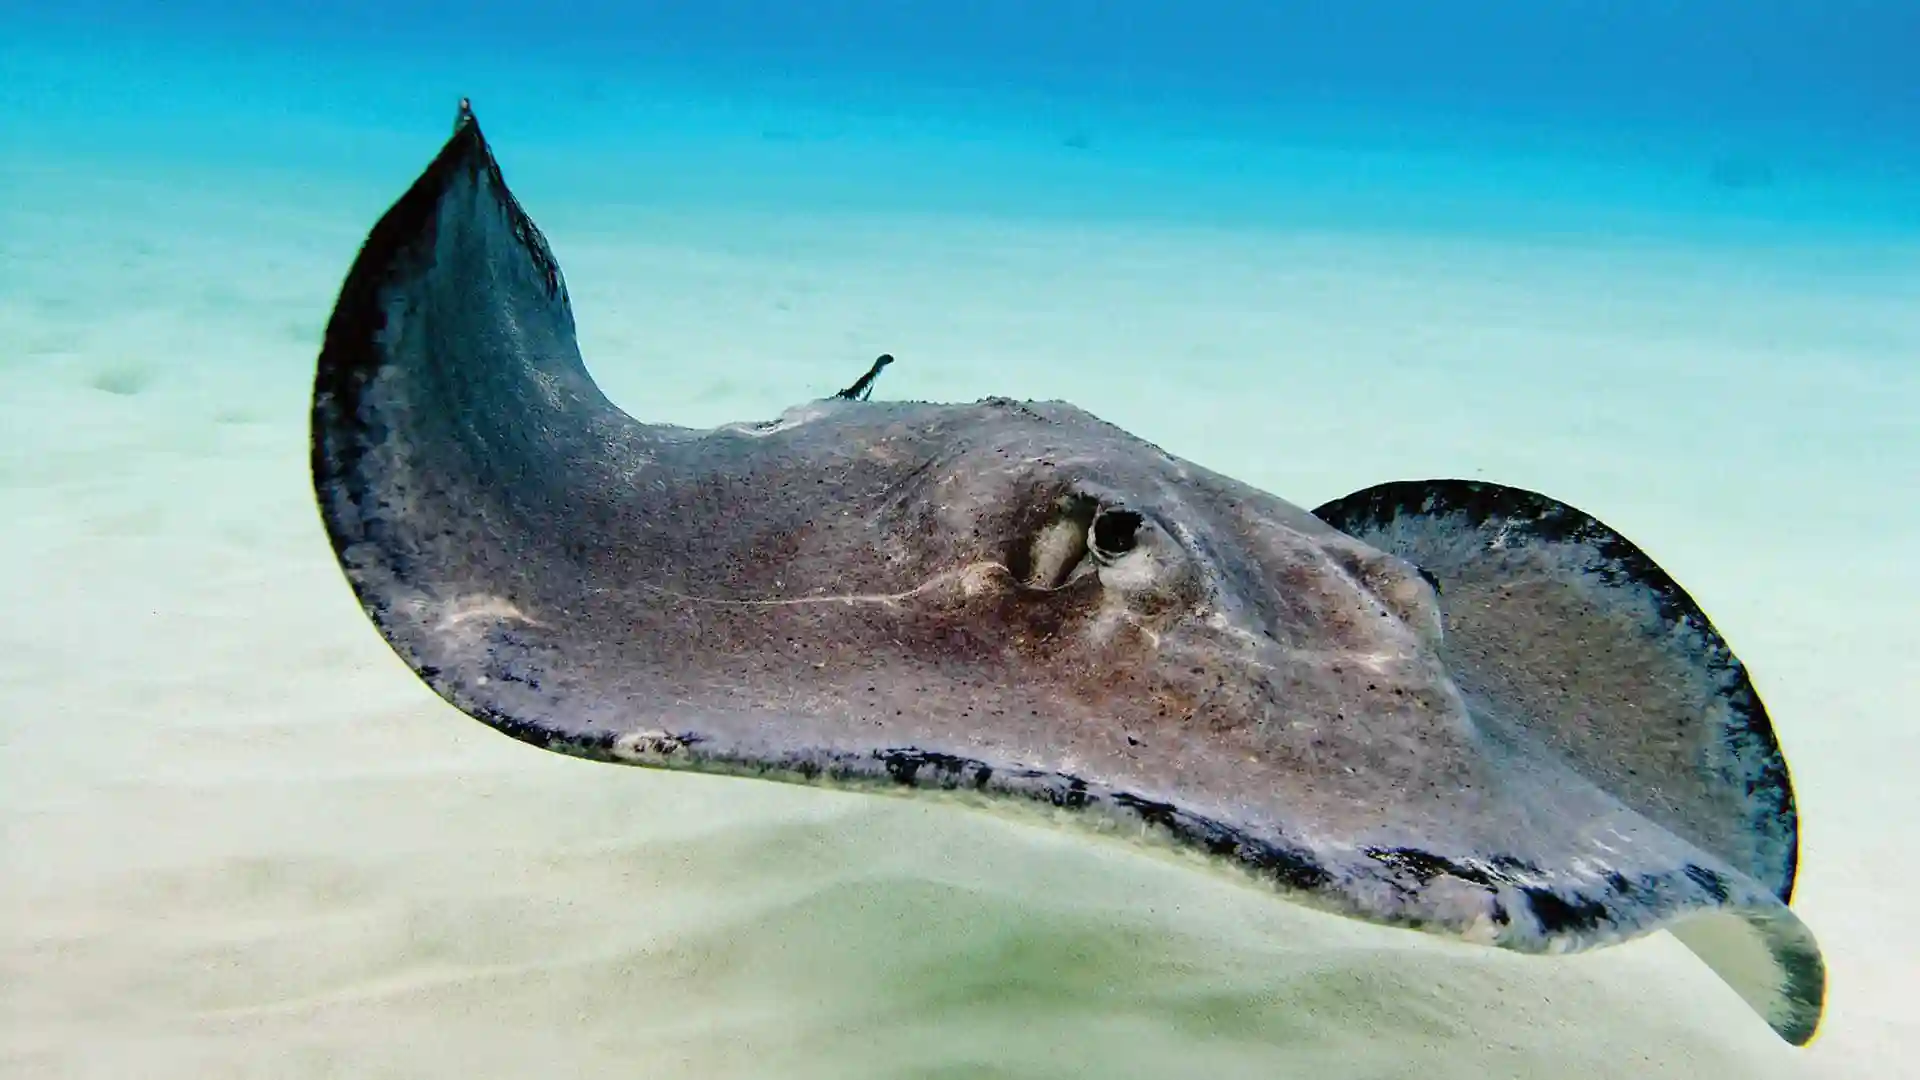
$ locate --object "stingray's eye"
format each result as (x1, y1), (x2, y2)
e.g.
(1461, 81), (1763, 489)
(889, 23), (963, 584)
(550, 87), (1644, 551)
(1018, 493), (1161, 591)
(1023, 493), (1097, 589)
(1090, 509), (1143, 563)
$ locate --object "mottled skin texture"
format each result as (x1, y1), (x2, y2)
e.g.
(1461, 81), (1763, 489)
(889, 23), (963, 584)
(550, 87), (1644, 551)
(309, 103), (1824, 1045)
(1312, 482), (1801, 908)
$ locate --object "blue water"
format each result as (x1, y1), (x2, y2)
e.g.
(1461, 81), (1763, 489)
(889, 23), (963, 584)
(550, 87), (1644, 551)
(5, 2), (1917, 244)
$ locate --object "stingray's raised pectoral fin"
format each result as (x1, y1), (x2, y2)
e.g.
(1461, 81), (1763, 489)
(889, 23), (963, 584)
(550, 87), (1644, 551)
(312, 96), (635, 552)
(1313, 479), (1825, 1046)
(310, 98), (677, 756)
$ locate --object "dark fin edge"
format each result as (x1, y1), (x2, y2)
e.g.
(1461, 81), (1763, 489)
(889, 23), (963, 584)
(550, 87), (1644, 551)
(590, 729), (1828, 1045)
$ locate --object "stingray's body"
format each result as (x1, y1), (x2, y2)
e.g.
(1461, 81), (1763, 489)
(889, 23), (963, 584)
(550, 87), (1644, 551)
(309, 102), (1825, 1045)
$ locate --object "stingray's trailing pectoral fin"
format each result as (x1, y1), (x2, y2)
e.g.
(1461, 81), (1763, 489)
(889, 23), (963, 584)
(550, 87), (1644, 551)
(1313, 478), (1824, 1044)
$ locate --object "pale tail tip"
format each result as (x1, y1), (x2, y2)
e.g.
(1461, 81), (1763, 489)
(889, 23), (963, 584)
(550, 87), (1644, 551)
(1668, 906), (1826, 1047)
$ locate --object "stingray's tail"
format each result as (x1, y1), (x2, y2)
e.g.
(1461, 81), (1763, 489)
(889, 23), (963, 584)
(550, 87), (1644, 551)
(1314, 479), (1824, 1046)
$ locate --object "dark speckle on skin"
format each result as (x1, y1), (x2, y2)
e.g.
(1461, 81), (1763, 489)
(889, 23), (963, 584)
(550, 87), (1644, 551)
(1365, 846), (1500, 889)
(1685, 863), (1732, 902)
(1522, 887), (1612, 936)
(880, 748), (982, 789)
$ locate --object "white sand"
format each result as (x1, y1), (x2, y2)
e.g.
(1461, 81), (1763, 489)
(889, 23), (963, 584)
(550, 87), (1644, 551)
(3, 145), (1916, 1080)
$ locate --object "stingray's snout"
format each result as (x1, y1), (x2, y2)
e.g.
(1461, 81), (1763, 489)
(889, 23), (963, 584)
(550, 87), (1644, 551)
(1108, 496), (1470, 741)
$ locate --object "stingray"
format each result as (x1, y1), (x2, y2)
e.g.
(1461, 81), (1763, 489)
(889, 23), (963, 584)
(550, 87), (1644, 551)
(308, 101), (1825, 1046)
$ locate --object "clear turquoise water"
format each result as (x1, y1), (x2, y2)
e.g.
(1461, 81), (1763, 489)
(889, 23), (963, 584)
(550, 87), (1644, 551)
(6, 4), (1917, 241)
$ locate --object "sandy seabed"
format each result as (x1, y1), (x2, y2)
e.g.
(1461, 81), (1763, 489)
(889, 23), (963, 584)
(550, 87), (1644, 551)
(2, 148), (1917, 1080)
